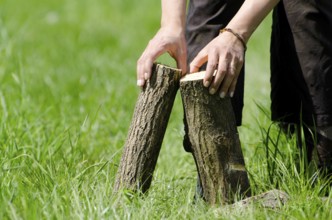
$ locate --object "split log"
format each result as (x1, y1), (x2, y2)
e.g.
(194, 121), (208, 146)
(180, 71), (251, 205)
(114, 63), (181, 193)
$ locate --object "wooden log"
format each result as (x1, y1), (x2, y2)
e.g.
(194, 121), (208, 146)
(114, 63), (181, 193)
(180, 71), (251, 205)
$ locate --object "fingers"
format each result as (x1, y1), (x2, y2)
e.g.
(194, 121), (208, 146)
(228, 71), (240, 98)
(208, 55), (227, 95)
(136, 56), (152, 86)
(189, 47), (208, 73)
(205, 52), (219, 94)
(170, 41), (187, 76)
(137, 41), (165, 87)
(220, 57), (243, 97)
(218, 64), (236, 98)
(188, 30), (247, 97)
(190, 45), (218, 88)
(190, 48), (243, 98)
(137, 30), (187, 87)
(189, 45), (233, 96)
(176, 50), (188, 76)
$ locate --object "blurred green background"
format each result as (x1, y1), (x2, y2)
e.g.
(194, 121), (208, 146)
(4, 0), (329, 219)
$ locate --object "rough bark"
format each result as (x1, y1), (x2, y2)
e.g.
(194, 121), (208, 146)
(114, 63), (181, 193)
(180, 72), (251, 205)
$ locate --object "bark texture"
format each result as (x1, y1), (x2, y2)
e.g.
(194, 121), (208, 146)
(114, 64), (181, 193)
(180, 77), (251, 205)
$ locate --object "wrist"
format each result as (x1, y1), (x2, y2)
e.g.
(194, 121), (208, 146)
(160, 24), (185, 35)
(220, 28), (247, 51)
(224, 24), (253, 44)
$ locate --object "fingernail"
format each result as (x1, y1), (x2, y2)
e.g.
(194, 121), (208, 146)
(203, 80), (210, 87)
(144, 72), (149, 80)
(209, 88), (216, 95)
(230, 92), (234, 98)
(220, 92), (226, 98)
(137, 79), (144, 86)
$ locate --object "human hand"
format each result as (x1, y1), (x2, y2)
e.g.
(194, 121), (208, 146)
(136, 27), (187, 87)
(189, 30), (245, 98)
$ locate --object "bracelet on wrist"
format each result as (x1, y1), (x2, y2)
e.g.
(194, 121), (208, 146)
(220, 28), (247, 52)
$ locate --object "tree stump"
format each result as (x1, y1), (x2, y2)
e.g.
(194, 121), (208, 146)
(114, 63), (181, 193)
(180, 72), (251, 205)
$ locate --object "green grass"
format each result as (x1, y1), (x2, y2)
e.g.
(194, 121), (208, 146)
(0, 0), (331, 219)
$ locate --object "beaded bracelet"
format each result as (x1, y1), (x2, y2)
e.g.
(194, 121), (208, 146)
(220, 28), (247, 52)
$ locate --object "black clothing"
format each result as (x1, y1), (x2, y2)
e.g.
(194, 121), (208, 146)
(186, 0), (245, 126)
(184, 0), (244, 153)
(271, 0), (332, 127)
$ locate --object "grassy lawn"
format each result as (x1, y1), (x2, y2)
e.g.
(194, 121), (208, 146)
(1, 0), (331, 219)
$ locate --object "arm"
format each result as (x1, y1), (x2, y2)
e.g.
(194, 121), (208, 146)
(190, 0), (279, 97)
(226, 0), (279, 43)
(137, 0), (187, 87)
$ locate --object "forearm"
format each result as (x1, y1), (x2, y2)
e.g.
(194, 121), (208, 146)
(227, 0), (280, 43)
(161, 0), (187, 32)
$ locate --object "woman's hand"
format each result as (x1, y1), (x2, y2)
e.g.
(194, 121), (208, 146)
(136, 27), (187, 87)
(189, 31), (245, 98)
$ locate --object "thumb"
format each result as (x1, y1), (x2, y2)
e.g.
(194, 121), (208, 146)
(176, 52), (187, 76)
(189, 49), (208, 73)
